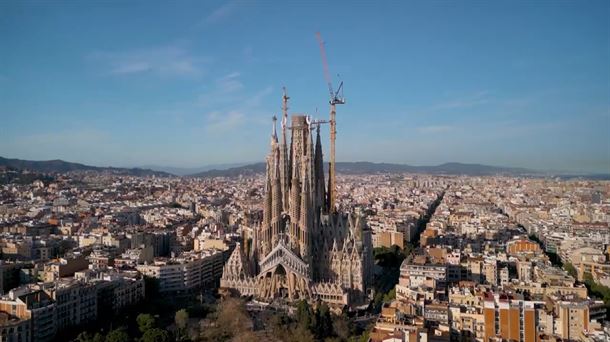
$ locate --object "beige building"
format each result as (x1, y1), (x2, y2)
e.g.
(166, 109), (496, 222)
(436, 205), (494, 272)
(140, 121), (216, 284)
(0, 311), (30, 342)
(0, 289), (56, 342)
(373, 231), (404, 249)
(554, 301), (589, 341)
(42, 254), (89, 282)
(137, 250), (224, 293)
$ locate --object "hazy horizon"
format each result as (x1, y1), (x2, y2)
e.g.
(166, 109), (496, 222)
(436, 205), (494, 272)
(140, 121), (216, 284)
(2, 154), (608, 175)
(1, 1), (609, 173)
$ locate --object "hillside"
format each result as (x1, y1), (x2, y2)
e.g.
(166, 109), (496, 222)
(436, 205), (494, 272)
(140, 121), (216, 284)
(0, 157), (171, 177)
(188, 161), (540, 178)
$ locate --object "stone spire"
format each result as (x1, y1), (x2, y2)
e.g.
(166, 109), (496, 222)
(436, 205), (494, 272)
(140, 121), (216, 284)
(314, 125), (326, 214)
(262, 160), (272, 225)
(300, 155), (311, 259)
(271, 115), (278, 144)
(252, 222), (259, 272)
(280, 89), (290, 211)
(271, 144), (283, 245)
(261, 116), (281, 253)
(306, 122), (315, 202)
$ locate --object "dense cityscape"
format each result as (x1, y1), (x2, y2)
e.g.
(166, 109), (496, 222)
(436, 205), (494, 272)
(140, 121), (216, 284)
(1, 113), (609, 342)
(0, 158), (610, 341)
(2, 2), (609, 342)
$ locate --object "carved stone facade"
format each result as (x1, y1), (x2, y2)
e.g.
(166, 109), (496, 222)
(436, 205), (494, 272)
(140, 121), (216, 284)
(221, 93), (374, 307)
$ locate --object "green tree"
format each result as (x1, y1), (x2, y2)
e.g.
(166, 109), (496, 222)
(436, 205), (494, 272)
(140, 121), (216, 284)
(175, 309), (189, 341)
(383, 288), (396, 303)
(316, 304), (333, 339)
(105, 328), (130, 342)
(332, 312), (353, 340)
(136, 313), (156, 334)
(140, 328), (170, 342)
(564, 262), (578, 278)
(292, 324), (316, 342)
(372, 291), (384, 313)
(584, 272), (594, 283)
(201, 298), (252, 341)
(92, 333), (105, 342)
(403, 243), (414, 257)
(75, 332), (93, 342)
(175, 309), (189, 330)
(269, 311), (290, 331)
(373, 246), (406, 270)
(296, 300), (314, 330)
(358, 329), (371, 342)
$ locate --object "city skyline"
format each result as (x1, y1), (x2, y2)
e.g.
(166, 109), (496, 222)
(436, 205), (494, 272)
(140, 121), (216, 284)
(1, 1), (609, 173)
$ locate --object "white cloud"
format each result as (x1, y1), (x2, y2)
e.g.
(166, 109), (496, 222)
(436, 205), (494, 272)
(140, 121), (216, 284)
(217, 72), (244, 93)
(205, 110), (246, 131)
(202, 2), (239, 25)
(429, 91), (489, 111)
(245, 86), (273, 107)
(194, 74), (274, 133)
(111, 61), (151, 74)
(417, 125), (454, 134)
(91, 45), (205, 78)
(197, 73), (273, 110)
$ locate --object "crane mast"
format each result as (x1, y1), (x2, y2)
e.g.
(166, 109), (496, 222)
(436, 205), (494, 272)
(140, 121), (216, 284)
(316, 32), (344, 213)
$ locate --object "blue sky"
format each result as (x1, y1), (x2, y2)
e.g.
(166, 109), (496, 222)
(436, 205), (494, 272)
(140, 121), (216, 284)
(1, 1), (608, 173)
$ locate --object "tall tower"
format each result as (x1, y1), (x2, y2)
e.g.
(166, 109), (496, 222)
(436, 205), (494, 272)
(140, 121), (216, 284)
(328, 104), (337, 212)
(270, 116), (284, 246)
(280, 88), (290, 212)
(314, 125), (326, 214)
(261, 117), (279, 256)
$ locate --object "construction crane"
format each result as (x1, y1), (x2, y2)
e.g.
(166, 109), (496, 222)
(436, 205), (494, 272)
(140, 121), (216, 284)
(315, 32), (344, 213)
(309, 118), (329, 130)
(316, 32), (345, 106)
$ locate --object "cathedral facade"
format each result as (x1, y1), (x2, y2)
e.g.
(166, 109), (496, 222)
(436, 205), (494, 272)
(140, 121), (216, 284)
(221, 94), (373, 307)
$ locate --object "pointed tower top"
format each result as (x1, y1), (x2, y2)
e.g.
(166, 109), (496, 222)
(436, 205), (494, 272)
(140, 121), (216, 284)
(282, 87), (289, 131)
(271, 115), (278, 141)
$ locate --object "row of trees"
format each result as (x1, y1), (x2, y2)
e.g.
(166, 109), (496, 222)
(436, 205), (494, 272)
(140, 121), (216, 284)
(74, 309), (190, 342)
(199, 298), (256, 341)
(563, 260), (610, 319)
(265, 300), (367, 342)
(295, 300), (334, 339)
(582, 274), (610, 320)
(73, 293), (377, 342)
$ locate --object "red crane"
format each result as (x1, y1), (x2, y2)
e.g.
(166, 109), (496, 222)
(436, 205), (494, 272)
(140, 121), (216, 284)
(315, 32), (345, 106)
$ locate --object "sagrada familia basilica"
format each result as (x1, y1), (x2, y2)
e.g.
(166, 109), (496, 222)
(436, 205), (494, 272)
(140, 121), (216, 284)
(220, 90), (374, 308)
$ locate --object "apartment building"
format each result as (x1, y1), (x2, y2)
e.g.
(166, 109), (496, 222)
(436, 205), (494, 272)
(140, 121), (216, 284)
(137, 249), (224, 293)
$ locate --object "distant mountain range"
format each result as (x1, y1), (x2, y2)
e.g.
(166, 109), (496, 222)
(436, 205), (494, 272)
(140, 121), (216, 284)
(0, 157), (171, 177)
(188, 161), (540, 178)
(139, 163), (249, 176)
(2, 156), (607, 180)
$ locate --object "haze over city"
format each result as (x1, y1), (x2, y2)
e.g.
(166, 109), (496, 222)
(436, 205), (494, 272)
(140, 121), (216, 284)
(1, 1), (608, 173)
